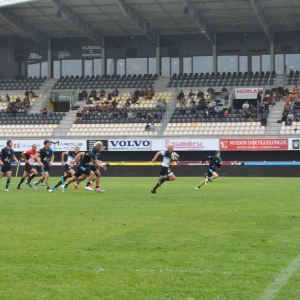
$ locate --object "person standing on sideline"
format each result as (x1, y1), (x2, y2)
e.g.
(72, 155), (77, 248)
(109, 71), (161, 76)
(17, 144), (41, 189)
(195, 151), (222, 190)
(0, 140), (18, 191)
(33, 140), (54, 192)
(151, 143), (179, 194)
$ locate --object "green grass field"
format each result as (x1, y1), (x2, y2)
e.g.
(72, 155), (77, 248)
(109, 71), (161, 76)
(0, 177), (300, 300)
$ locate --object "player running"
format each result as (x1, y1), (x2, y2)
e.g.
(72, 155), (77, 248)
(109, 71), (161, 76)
(33, 140), (54, 192)
(17, 144), (42, 190)
(61, 141), (106, 193)
(52, 145), (81, 191)
(195, 150), (222, 190)
(151, 143), (179, 194)
(0, 140), (19, 191)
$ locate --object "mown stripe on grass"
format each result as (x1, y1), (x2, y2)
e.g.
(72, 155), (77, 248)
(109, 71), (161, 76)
(258, 253), (300, 300)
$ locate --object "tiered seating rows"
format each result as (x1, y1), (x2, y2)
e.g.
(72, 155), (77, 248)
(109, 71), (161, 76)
(0, 124), (54, 137)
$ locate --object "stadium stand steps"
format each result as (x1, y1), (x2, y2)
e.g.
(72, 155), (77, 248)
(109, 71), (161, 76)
(264, 100), (285, 136)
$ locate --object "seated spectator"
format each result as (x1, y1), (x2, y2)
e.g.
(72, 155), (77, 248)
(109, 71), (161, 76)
(287, 111), (294, 122)
(82, 105), (89, 115)
(76, 109), (82, 120)
(136, 110), (142, 119)
(15, 97), (21, 104)
(127, 109), (133, 119)
(242, 101), (249, 109)
(190, 107), (197, 115)
(214, 104), (223, 118)
(161, 98), (167, 108)
(120, 110), (127, 119)
(134, 88), (140, 99)
(156, 98), (163, 108)
(85, 111), (90, 120)
(189, 98), (196, 107)
(221, 85), (228, 95)
(275, 92), (281, 102)
(197, 98), (207, 111)
(208, 105), (214, 117)
(284, 100), (291, 111)
(249, 104), (256, 113)
(156, 111), (163, 120)
(111, 110), (119, 119)
(258, 103), (265, 114)
(141, 110), (147, 119)
(47, 107), (53, 117)
(41, 106), (47, 117)
(293, 85), (299, 93)
(111, 99), (119, 108)
(294, 99), (300, 109)
(281, 111), (287, 123)
(145, 123), (150, 131)
(4, 94), (10, 102)
(207, 86), (215, 99)
(25, 90), (29, 97)
(124, 99), (131, 108)
(197, 89), (204, 98)
(179, 97), (186, 107)
(129, 113), (136, 120)
(177, 90), (184, 100)
(99, 89), (106, 98)
(112, 88), (119, 97)
(81, 89), (88, 101)
(146, 88), (154, 99)
(261, 115), (267, 126)
(139, 88), (145, 97)
(188, 89), (195, 98)
(146, 111), (153, 120)
(89, 88), (97, 100)
(149, 121), (156, 132)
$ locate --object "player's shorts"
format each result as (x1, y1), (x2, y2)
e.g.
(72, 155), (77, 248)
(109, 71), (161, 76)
(25, 163), (35, 173)
(41, 165), (50, 173)
(206, 168), (216, 177)
(64, 164), (73, 173)
(0, 165), (12, 173)
(74, 166), (92, 177)
(160, 166), (173, 177)
(90, 165), (100, 176)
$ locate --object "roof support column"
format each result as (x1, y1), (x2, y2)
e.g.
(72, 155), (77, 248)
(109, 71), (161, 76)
(213, 44), (217, 73)
(101, 47), (106, 76)
(270, 42), (275, 72)
(47, 38), (52, 79)
(156, 36), (160, 76)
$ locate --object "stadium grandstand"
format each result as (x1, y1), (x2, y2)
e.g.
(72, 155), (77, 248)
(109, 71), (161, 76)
(0, 0), (300, 139)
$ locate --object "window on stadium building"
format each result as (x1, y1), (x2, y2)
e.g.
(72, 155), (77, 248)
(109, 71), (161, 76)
(126, 58), (147, 76)
(217, 56), (238, 74)
(107, 59), (114, 76)
(193, 56), (213, 74)
(28, 63), (40, 78)
(183, 57), (192, 74)
(261, 54), (270, 72)
(251, 55), (260, 73)
(94, 59), (102, 76)
(285, 54), (300, 73)
(61, 60), (82, 77)
(117, 59), (125, 76)
(41, 61), (48, 78)
(84, 60), (93, 77)
(161, 57), (170, 76)
(239, 56), (248, 73)
(275, 54), (284, 74)
(53, 60), (60, 79)
(149, 57), (156, 75)
(171, 58), (180, 76)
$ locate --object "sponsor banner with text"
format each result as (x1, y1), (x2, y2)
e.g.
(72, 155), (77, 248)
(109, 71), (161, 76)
(152, 139), (219, 151)
(219, 138), (289, 151)
(87, 140), (108, 151)
(109, 139), (151, 151)
(235, 87), (263, 99)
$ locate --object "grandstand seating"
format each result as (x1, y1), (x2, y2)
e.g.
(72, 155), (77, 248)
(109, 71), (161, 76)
(53, 74), (158, 90)
(0, 77), (45, 91)
(168, 71), (275, 88)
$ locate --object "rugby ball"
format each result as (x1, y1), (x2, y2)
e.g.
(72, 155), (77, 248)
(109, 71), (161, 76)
(171, 152), (178, 161)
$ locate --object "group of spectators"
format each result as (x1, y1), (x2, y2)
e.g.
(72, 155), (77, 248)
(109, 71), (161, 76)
(3, 94), (32, 117)
(241, 101), (267, 125)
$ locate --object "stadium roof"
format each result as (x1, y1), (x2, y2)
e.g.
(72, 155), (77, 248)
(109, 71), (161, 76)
(0, 0), (299, 48)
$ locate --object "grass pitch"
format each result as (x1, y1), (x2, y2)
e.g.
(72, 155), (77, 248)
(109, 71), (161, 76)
(0, 177), (300, 300)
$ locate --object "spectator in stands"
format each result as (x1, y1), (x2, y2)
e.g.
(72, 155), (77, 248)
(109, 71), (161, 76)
(293, 99), (300, 109)
(156, 111), (163, 120)
(293, 85), (299, 93)
(208, 105), (214, 118)
(242, 101), (249, 109)
(156, 98), (163, 108)
(258, 103), (265, 114)
(139, 88), (145, 97)
(281, 111), (287, 124)
(82, 105), (89, 115)
(85, 111), (90, 120)
(145, 123), (150, 132)
(189, 98), (196, 107)
(197, 98), (207, 111)
(141, 110), (147, 119)
(124, 99), (131, 108)
(86, 98), (93, 105)
(76, 109), (82, 121)
(249, 104), (256, 113)
(111, 99), (119, 109)
(134, 88), (140, 99)
(4, 94), (10, 102)
(146, 88), (154, 99)
(15, 97), (21, 104)
(127, 109), (133, 119)
(207, 86), (215, 99)
(81, 89), (88, 101)
(245, 111), (254, 122)
(177, 90), (185, 100)
(221, 85), (228, 95)
(256, 90), (262, 107)
(112, 88), (119, 97)
(47, 107), (53, 117)
(287, 111), (294, 122)
(89, 88), (97, 100)
(112, 109), (119, 119)
(284, 100), (291, 111)
(197, 89), (204, 98)
(149, 121), (156, 132)
(6, 107), (14, 117)
(188, 89), (195, 98)
(99, 89), (106, 98)
(179, 97), (186, 107)
(161, 98), (167, 108)
(261, 115), (267, 126)
(41, 106), (47, 117)
(214, 104), (222, 118)
(25, 90), (29, 97)
(28, 89), (35, 98)
(275, 91), (281, 103)
(120, 110), (127, 119)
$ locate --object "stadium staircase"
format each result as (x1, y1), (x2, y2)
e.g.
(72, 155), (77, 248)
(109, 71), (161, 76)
(264, 100), (285, 136)
(153, 77), (170, 91)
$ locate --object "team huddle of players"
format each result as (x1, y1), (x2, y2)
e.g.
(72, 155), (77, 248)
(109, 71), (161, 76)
(0, 140), (106, 193)
(0, 140), (222, 193)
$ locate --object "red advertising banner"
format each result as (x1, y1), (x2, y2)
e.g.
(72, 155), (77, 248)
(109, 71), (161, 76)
(219, 139), (289, 151)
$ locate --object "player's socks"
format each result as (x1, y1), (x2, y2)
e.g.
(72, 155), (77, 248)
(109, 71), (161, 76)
(18, 177), (25, 186)
(5, 179), (10, 189)
(197, 184), (201, 188)
(63, 184), (69, 189)
(34, 181), (40, 185)
(86, 182), (90, 187)
(55, 181), (62, 188)
(76, 181), (80, 185)
(27, 174), (36, 183)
